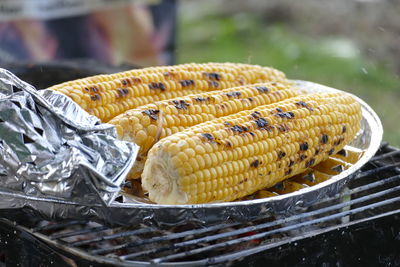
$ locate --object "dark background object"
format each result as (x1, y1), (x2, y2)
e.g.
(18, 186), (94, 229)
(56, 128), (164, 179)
(1, 60), (135, 89)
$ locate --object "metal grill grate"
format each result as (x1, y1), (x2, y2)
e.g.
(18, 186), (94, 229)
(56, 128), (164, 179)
(1, 143), (399, 266)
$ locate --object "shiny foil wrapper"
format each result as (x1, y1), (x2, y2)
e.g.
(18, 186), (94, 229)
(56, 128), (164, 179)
(0, 71), (383, 227)
(0, 68), (138, 206)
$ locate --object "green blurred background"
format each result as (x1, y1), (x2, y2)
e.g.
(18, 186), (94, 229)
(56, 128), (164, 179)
(176, 0), (400, 146)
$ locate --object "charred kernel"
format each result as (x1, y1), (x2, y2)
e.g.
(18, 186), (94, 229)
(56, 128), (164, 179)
(328, 148), (335, 155)
(254, 118), (269, 128)
(285, 168), (292, 176)
(295, 101), (314, 111)
(231, 125), (246, 133)
(121, 79), (128, 86)
(122, 88), (129, 95)
(201, 133), (214, 142)
(342, 125), (347, 133)
(277, 124), (289, 133)
(90, 86), (99, 92)
(306, 158), (315, 168)
(250, 111), (261, 119)
(321, 134), (329, 144)
(278, 151), (286, 159)
(84, 87), (89, 92)
(142, 109), (160, 120)
(288, 160), (295, 167)
(276, 108), (283, 112)
(224, 141), (233, 148)
(250, 159), (259, 168)
(194, 96), (206, 102)
(275, 112), (295, 119)
(248, 97), (254, 102)
(300, 142), (309, 151)
(315, 149), (320, 155)
(117, 89), (125, 97)
(208, 81), (219, 88)
(204, 72), (221, 80)
(171, 99), (190, 110)
(249, 132), (255, 136)
(91, 94), (100, 101)
(223, 121), (231, 127)
(299, 154), (307, 161)
(255, 86), (269, 93)
(159, 83), (166, 90)
(224, 91), (242, 98)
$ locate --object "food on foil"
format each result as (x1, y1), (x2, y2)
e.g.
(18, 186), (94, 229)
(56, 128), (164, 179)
(142, 92), (362, 204)
(47, 63), (287, 122)
(109, 82), (299, 179)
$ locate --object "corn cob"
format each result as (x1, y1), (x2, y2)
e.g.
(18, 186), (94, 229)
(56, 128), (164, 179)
(142, 92), (362, 204)
(109, 82), (299, 179)
(48, 63), (287, 122)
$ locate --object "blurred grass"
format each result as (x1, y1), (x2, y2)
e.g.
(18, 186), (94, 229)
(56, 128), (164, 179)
(177, 14), (400, 146)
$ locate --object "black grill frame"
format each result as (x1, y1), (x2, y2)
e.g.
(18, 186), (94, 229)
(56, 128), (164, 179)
(0, 143), (399, 266)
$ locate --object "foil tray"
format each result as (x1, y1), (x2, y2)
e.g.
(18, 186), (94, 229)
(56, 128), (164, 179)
(0, 80), (383, 227)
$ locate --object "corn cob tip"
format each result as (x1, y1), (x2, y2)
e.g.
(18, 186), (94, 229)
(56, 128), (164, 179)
(143, 148), (188, 204)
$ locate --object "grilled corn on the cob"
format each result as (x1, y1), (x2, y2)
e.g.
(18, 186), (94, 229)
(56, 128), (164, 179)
(142, 92), (362, 204)
(48, 63), (287, 122)
(109, 82), (299, 179)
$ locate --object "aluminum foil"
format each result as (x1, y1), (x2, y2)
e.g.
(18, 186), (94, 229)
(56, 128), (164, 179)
(0, 68), (138, 206)
(0, 75), (383, 227)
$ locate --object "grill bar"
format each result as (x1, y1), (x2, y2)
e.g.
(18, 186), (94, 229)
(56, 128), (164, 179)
(152, 195), (400, 263)
(50, 225), (108, 240)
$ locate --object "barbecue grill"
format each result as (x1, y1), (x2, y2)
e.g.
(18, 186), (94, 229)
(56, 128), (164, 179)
(0, 143), (399, 266)
(0, 63), (398, 267)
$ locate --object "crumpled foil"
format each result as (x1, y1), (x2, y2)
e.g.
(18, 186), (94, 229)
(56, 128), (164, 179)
(0, 71), (383, 227)
(0, 68), (138, 206)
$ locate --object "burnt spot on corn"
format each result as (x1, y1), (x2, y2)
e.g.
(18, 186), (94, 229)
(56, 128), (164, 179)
(208, 81), (220, 88)
(288, 160), (295, 167)
(203, 72), (221, 81)
(117, 88), (129, 98)
(180, 80), (195, 87)
(238, 78), (245, 85)
(247, 97), (254, 102)
(84, 87), (89, 92)
(250, 159), (259, 168)
(91, 94), (101, 101)
(328, 148), (335, 155)
(201, 133), (214, 142)
(224, 91), (242, 98)
(255, 86), (269, 93)
(250, 111), (261, 119)
(342, 125), (347, 133)
(315, 149), (320, 155)
(299, 154), (307, 161)
(321, 134), (329, 144)
(131, 77), (142, 83)
(295, 101), (314, 111)
(90, 86), (99, 93)
(278, 151), (286, 159)
(171, 99), (190, 110)
(285, 168), (293, 176)
(276, 108), (283, 112)
(238, 178), (249, 185)
(223, 121), (231, 127)
(248, 132), (255, 137)
(193, 96), (206, 102)
(268, 171), (272, 175)
(149, 82), (166, 91)
(275, 112), (295, 119)
(254, 118), (269, 128)
(277, 124), (290, 133)
(306, 158), (315, 168)
(300, 142), (309, 151)
(142, 109), (160, 120)
(121, 79), (132, 86)
(231, 125), (249, 133)
(224, 141), (233, 148)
